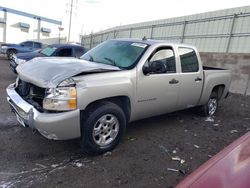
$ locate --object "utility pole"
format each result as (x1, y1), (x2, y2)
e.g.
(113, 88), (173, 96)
(68, 0), (74, 42)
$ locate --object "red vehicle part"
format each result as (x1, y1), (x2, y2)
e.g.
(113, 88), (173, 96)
(176, 132), (250, 188)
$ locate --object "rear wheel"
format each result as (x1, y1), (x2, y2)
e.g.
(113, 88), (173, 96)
(80, 101), (126, 154)
(7, 49), (16, 60)
(200, 91), (218, 116)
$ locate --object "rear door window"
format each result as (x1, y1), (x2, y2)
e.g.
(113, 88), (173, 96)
(22, 42), (33, 47)
(74, 47), (85, 58)
(57, 48), (73, 57)
(34, 42), (42, 48)
(178, 47), (199, 73)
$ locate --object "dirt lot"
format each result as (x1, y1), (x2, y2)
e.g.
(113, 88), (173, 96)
(0, 56), (249, 188)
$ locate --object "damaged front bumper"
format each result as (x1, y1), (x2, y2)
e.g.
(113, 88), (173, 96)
(6, 83), (81, 140)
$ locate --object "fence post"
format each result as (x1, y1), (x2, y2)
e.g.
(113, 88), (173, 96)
(150, 25), (155, 39)
(226, 14), (237, 53)
(181, 21), (187, 43)
(90, 33), (93, 49)
(129, 28), (132, 38)
(101, 33), (103, 42)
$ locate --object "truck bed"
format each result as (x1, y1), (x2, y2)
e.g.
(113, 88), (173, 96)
(203, 66), (227, 70)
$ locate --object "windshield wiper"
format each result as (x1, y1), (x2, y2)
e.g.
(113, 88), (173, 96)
(104, 57), (124, 69)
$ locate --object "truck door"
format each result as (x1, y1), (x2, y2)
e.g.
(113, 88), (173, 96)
(136, 47), (180, 119)
(177, 47), (203, 109)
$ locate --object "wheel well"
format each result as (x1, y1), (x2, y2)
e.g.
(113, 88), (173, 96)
(7, 48), (17, 53)
(84, 96), (131, 122)
(212, 85), (225, 100)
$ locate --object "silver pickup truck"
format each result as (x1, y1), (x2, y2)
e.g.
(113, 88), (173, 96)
(6, 39), (232, 154)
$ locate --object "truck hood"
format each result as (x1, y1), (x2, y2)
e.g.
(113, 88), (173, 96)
(16, 50), (44, 61)
(16, 57), (121, 88)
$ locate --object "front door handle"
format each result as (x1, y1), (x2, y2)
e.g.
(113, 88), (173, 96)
(195, 77), (202, 82)
(169, 79), (179, 84)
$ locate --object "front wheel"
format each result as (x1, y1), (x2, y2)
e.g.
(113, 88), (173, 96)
(200, 91), (218, 117)
(80, 101), (126, 154)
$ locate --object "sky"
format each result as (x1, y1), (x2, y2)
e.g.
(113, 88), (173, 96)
(1, 0), (250, 42)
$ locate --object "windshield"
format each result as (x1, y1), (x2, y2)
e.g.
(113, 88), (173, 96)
(80, 40), (148, 69)
(40, 46), (57, 56)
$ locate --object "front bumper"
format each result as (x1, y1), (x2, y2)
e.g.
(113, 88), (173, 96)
(9, 60), (17, 74)
(6, 83), (81, 140)
(0, 48), (7, 54)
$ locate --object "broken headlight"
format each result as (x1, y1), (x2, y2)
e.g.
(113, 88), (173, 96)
(43, 79), (77, 111)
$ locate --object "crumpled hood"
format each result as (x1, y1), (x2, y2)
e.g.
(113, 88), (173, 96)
(16, 57), (121, 88)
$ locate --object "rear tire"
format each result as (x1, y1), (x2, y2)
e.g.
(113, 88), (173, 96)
(200, 91), (218, 117)
(80, 101), (126, 154)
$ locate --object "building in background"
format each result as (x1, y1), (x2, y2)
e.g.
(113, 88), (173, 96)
(80, 6), (250, 53)
(0, 6), (65, 44)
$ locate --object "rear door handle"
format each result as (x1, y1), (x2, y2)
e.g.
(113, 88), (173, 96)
(169, 79), (179, 84)
(195, 77), (202, 82)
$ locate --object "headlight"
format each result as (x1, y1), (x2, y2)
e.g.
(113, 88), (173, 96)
(16, 58), (26, 65)
(1, 46), (7, 49)
(43, 87), (77, 111)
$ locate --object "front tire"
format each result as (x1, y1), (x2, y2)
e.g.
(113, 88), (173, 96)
(80, 101), (126, 154)
(200, 91), (218, 117)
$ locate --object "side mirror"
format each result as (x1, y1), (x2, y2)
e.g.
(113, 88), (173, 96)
(143, 60), (167, 75)
(142, 66), (151, 75)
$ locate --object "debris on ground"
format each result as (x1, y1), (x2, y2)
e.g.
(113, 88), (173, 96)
(159, 145), (169, 153)
(208, 155), (213, 158)
(193, 144), (200, 149)
(128, 136), (137, 141)
(167, 168), (178, 172)
(172, 150), (177, 154)
(230, 130), (238, 134)
(171, 156), (181, 161)
(103, 151), (112, 157)
(171, 156), (185, 164)
(213, 124), (219, 127)
(205, 116), (214, 122)
(167, 168), (186, 175)
(51, 164), (59, 168)
(36, 163), (47, 168)
(75, 162), (83, 168)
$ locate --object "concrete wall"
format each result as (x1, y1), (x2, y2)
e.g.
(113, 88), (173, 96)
(200, 53), (250, 95)
(81, 6), (250, 53)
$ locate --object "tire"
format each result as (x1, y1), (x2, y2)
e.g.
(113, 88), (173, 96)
(200, 91), (218, 117)
(80, 101), (126, 154)
(7, 49), (16, 60)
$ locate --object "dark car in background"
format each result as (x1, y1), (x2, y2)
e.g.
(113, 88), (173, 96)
(10, 43), (86, 73)
(0, 41), (43, 60)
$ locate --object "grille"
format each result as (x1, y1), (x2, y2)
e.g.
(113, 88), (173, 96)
(16, 79), (46, 111)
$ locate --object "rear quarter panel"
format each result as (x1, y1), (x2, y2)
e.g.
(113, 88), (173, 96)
(198, 69), (232, 105)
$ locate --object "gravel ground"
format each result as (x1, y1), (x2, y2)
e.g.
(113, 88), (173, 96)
(0, 56), (249, 188)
